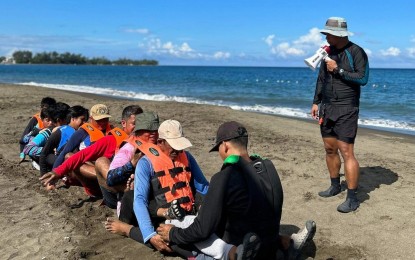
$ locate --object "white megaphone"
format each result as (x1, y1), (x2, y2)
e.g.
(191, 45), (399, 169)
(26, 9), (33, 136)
(304, 45), (331, 70)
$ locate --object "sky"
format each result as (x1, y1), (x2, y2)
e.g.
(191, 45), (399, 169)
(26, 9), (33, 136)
(0, 1), (414, 68)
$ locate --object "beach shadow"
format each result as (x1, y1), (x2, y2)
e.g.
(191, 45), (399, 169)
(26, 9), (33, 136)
(357, 166), (399, 203)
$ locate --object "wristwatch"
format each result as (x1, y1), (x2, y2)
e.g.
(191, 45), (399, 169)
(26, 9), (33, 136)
(338, 68), (345, 76)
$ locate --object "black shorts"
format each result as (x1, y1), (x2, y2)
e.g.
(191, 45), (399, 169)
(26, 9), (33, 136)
(99, 185), (121, 209)
(319, 104), (359, 144)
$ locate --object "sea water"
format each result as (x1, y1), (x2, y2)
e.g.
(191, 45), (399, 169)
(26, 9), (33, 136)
(0, 64), (414, 135)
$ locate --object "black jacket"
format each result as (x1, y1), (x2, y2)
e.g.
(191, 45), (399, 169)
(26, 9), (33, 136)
(169, 155), (283, 259)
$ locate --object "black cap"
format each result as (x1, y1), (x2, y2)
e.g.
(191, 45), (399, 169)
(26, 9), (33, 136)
(209, 121), (248, 152)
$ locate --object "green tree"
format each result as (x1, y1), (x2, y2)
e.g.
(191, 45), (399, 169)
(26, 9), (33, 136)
(12, 50), (32, 63)
(89, 56), (111, 65)
(8, 50), (158, 65)
(32, 52), (51, 64)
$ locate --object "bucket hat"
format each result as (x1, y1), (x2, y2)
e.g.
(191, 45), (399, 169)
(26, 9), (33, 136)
(320, 17), (351, 37)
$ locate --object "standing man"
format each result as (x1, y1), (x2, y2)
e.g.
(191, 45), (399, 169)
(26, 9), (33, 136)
(311, 17), (369, 213)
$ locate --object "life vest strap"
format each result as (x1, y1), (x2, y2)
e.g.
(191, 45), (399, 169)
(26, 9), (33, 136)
(176, 196), (191, 205)
(154, 166), (191, 178)
(154, 186), (170, 197)
(171, 181), (187, 194)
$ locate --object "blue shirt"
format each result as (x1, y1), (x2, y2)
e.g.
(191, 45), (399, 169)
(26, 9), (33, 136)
(56, 125), (76, 152)
(133, 151), (209, 243)
(53, 128), (89, 169)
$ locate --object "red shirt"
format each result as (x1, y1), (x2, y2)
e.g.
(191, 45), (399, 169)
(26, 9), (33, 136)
(53, 135), (117, 177)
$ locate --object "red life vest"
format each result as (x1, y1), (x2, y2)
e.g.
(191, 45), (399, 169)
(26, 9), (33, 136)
(134, 139), (194, 211)
(80, 122), (111, 143)
(33, 113), (44, 129)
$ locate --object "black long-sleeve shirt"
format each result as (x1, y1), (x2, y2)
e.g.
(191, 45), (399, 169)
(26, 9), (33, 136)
(39, 129), (62, 175)
(169, 156), (283, 258)
(313, 41), (369, 107)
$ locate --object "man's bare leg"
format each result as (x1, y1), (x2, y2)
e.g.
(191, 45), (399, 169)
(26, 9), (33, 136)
(318, 137), (342, 197)
(338, 141), (359, 189)
(95, 157), (115, 190)
(337, 140), (360, 212)
(78, 163), (97, 179)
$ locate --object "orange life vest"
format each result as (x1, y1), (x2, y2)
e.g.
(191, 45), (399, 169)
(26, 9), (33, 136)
(80, 122), (111, 143)
(134, 139), (194, 211)
(33, 113), (44, 129)
(108, 127), (129, 150)
(126, 135), (147, 150)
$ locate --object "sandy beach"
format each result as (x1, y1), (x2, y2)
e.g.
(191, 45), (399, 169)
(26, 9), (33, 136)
(0, 83), (414, 260)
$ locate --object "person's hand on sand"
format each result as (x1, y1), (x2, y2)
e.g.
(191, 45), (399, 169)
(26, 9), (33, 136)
(156, 223), (174, 242)
(39, 171), (60, 189)
(149, 234), (173, 253)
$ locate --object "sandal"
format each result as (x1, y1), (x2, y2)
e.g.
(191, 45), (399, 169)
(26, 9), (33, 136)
(236, 232), (261, 260)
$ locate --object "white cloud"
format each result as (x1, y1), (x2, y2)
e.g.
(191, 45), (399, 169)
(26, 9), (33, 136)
(161, 41), (194, 57)
(380, 47), (401, 57)
(293, 28), (322, 47)
(213, 51), (230, 59)
(408, 48), (415, 58)
(139, 36), (229, 60)
(265, 27), (325, 58)
(263, 35), (275, 47)
(364, 48), (372, 57)
(271, 42), (305, 57)
(124, 28), (150, 35)
(179, 43), (193, 53)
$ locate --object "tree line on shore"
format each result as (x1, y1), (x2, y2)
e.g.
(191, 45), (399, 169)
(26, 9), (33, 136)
(0, 50), (158, 66)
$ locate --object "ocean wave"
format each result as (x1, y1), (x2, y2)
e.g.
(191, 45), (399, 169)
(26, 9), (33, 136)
(358, 118), (415, 133)
(18, 81), (415, 135)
